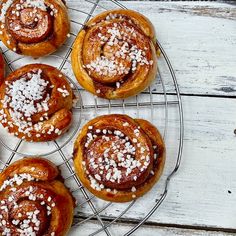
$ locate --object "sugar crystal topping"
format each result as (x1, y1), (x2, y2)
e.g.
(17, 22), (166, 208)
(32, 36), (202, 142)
(0, 173), (56, 235)
(0, 69), (50, 134)
(24, 0), (47, 11)
(84, 17), (153, 86)
(83, 125), (153, 192)
(5, 69), (49, 118)
(85, 56), (130, 77)
(0, 69), (67, 137)
(57, 86), (70, 98)
(0, 0), (14, 23)
(0, 0), (57, 24)
(0, 173), (35, 191)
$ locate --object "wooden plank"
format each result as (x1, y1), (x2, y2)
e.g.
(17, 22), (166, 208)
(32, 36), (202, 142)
(70, 221), (236, 236)
(67, 0), (236, 97)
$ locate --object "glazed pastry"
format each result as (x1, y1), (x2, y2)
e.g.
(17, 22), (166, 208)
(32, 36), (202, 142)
(0, 157), (74, 236)
(73, 114), (165, 202)
(0, 64), (73, 142)
(0, 0), (70, 57)
(71, 9), (158, 99)
(0, 51), (5, 84)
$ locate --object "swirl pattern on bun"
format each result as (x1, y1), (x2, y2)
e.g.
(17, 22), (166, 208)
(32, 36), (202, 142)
(73, 114), (165, 202)
(0, 157), (74, 236)
(71, 9), (158, 99)
(0, 0), (70, 57)
(0, 64), (73, 142)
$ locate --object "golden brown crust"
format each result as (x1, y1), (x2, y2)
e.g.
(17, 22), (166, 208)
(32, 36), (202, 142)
(71, 9), (158, 99)
(0, 63), (73, 142)
(86, 9), (156, 40)
(0, 52), (5, 85)
(73, 114), (165, 202)
(0, 0), (70, 57)
(0, 157), (74, 236)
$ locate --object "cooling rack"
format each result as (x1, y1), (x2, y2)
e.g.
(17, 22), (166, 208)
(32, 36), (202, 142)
(0, 0), (184, 235)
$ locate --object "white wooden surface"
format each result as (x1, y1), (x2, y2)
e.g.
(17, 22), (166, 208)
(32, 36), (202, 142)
(1, 1), (236, 235)
(69, 1), (236, 235)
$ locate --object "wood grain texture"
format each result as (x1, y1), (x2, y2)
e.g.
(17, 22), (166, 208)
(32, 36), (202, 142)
(0, 1), (235, 235)
(69, 221), (236, 236)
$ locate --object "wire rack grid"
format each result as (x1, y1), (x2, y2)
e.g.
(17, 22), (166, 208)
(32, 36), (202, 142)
(0, 0), (184, 235)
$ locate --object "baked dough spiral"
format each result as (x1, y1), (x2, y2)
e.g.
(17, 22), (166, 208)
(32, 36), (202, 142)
(0, 52), (5, 84)
(0, 157), (74, 236)
(0, 0), (70, 57)
(71, 9), (158, 99)
(0, 63), (73, 142)
(73, 114), (165, 202)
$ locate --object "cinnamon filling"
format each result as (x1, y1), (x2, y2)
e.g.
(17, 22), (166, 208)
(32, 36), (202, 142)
(9, 199), (49, 235)
(0, 0), (60, 49)
(0, 174), (56, 235)
(82, 16), (154, 94)
(6, 4), (54, 44)
(82, 124), (155, 192)
(0, 66), (71, 139)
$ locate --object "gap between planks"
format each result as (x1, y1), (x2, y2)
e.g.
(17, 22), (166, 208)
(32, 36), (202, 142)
(74, 216), (236, 234)
(70, 219), (236, 236)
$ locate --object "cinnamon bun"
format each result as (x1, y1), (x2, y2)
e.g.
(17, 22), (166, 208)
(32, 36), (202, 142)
(73, 114), (165, 202)
(0, 0), (70, 57)
(0, 64), (73, 142)
(0, 157), (74, 236)
(71, 9), (158, 99)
